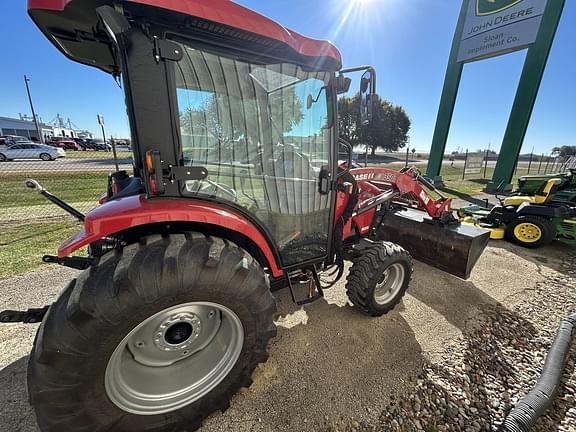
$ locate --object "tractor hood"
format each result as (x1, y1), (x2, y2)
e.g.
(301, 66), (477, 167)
(28, 0), (342, 73)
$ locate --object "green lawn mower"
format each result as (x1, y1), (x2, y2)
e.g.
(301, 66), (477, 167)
(514, 169), (576, 204)
(458, 177), (576, 248)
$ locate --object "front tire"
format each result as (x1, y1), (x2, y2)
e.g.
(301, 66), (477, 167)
(346, 242), (412, 316)
(506, 215), (555, 248)
(28, 233), (277, 432)
(39, 153), (52, 161)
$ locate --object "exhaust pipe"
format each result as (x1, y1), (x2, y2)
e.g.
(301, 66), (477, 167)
(498, 313), (576, 432)
(25, 179), (85, 222)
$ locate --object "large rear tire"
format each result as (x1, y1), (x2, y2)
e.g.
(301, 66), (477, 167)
(346, 242), (412, 316)
(28, 233), (277, 432)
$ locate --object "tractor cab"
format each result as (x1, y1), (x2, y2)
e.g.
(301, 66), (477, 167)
(30, 0), (374, 270)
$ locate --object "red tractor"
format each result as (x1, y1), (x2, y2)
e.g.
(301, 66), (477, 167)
(2, 1), (488, 431)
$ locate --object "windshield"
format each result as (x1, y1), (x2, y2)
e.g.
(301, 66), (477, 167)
(174, 43), (333, 266)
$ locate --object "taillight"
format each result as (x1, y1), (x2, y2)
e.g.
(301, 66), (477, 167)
(98, 192), (109, 205)
(145, 150), (164, 195)
(146, 151), (155, 174)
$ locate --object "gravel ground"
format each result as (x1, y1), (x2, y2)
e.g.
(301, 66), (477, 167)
(1, 242), (575, 431)
(328, 248), (576, 432)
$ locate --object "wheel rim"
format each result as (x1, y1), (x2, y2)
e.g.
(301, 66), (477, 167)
(373, 263), (405, 305)
(105, 302), (244, 415)
(40, 154), (50, 161)
(513, 222), (542, 243)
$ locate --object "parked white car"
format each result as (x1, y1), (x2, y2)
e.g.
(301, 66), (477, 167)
(0, 142), (66, 161)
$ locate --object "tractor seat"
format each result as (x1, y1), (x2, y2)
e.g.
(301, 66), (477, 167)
(503, 178), (562, 206)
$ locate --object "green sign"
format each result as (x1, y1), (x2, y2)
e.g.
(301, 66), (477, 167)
(426, 0), (565, 191)
(458, 0), (548, 63)
(476, 0), (522, 16)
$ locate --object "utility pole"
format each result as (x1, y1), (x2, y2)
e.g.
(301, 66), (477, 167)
(527, 146), (534, 174)
(483, 142), (490, 178)
(98, 114), (119, 171)
(405, 144), (410, 168)
(24, 75), (43, 143)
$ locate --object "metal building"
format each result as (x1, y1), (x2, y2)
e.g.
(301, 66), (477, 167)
(0, 116), (52, 141)
(0, 116), (92, 141)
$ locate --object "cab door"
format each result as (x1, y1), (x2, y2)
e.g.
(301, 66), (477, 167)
(261, 76), (334, 267)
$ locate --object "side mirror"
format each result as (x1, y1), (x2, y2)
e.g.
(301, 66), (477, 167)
(360, 70), (374, 126)
(335, 74), (352, 95)
(307, 94), (314, 110)
(307, 87), (327, 110)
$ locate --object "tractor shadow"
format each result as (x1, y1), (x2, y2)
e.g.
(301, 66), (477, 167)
(0, 355), (38, 432)
(203, 285), (426, 432)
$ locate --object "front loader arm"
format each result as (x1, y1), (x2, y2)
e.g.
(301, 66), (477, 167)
(349, 166), (452, 219)
(341, 166), (489, 280)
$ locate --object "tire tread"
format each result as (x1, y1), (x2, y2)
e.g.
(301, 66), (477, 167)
(29, 233), (277, 432)
(346, 241), (413, 316)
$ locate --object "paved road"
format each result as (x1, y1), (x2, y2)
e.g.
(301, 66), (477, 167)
(0, 242), (570, 431)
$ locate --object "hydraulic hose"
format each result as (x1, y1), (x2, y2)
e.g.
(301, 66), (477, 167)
(498, 312), (576, 432)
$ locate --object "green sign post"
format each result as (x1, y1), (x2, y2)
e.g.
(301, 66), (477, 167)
(426, 0), (469, 183)
(426, 0), (565, 191)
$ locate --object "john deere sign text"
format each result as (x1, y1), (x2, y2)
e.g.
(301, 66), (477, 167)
(457, 0), (548, 63)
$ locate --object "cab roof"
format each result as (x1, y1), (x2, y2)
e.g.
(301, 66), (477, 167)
(28, 0), (342, 72)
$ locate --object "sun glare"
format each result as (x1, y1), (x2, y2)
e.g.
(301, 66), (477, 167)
(330, 0), (381, 42)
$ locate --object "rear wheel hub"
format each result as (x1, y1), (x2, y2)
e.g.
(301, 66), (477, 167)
(165, 322), (193, 345)
(105, 302), (244, 415)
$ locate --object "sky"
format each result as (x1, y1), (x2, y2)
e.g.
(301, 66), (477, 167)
(0, 0), (574, 155)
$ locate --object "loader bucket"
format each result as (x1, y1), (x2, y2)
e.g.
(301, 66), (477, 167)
(377, 208), (490, 279)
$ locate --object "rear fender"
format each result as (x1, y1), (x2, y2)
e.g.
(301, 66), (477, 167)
(58, 194), (284, 277)
(515, 203), (558, 218)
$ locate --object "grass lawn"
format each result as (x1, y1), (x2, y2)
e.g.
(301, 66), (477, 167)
(0, 221), (82, 278)
(2, 171), (108, 209)
(439, 165), (538, 198)
(64, 151), (132, 160)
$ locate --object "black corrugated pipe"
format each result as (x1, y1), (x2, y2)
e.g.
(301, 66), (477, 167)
(498, 313), (576, 432)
